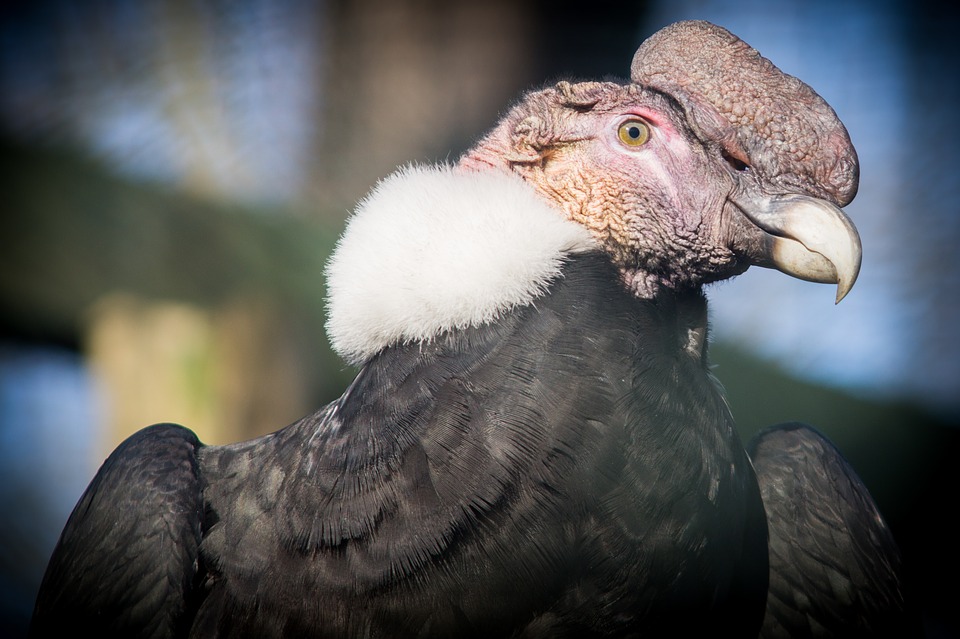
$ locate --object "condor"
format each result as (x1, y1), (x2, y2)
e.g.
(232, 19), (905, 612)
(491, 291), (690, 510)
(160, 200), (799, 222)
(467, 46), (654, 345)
(31, 21), (913, 638)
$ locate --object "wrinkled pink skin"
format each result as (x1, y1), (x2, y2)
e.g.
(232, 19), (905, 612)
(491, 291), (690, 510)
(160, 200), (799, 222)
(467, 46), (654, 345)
(458, 20), (860, 300)
(460, 81), (768, 298)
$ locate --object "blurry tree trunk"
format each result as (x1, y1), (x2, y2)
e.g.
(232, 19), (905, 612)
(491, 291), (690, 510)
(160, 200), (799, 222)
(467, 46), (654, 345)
(307, 0), (536, 213)
(86, 294), (317, 456)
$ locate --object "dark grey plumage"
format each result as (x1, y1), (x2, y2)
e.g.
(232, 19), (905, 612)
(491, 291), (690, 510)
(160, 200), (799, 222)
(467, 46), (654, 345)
(31, 425), (203, 638)
(747, 423), (918, 638)
(33, 255), (768, 637)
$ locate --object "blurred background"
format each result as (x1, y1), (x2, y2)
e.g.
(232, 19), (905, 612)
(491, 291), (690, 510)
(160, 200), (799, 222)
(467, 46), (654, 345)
(1, 0), (957, 636)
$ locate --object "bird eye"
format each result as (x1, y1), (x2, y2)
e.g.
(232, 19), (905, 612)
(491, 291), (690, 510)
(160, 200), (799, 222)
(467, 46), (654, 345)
(617, 119), (650, 147)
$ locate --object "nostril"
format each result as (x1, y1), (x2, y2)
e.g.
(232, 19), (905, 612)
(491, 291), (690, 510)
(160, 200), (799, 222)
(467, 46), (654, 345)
(722, 150), (750, 172)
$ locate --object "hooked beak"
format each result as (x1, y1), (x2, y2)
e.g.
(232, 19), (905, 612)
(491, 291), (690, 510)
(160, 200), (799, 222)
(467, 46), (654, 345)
(731, 193), (862, 303)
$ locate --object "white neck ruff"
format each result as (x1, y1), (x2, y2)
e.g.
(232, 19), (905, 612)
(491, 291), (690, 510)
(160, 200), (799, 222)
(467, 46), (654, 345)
(324, 164), (596, 365)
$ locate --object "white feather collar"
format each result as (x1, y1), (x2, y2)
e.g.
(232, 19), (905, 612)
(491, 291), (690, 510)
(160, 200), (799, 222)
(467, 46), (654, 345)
(324, 164), (596, 365)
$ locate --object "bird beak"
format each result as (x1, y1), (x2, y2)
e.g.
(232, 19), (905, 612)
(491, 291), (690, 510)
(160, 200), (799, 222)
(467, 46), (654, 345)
(731, 193), (862, 303)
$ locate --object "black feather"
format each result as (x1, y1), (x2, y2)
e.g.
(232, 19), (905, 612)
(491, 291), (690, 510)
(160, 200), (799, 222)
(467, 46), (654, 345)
(747, 423), (920, 638)
(31, 253), (769, 637)
(30, 424), (203, 639)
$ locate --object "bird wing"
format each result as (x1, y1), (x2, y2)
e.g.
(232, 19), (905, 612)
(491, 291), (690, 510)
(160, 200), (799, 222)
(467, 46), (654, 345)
(746, 422), (918, 638)
(30, 423), (204, 639)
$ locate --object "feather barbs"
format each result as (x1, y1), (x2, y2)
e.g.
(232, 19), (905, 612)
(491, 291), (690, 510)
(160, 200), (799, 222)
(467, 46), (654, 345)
(324, 164), (596, 365)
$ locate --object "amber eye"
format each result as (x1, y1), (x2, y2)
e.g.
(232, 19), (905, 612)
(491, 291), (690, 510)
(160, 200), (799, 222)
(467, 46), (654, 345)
(617, 119), (650, 147)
